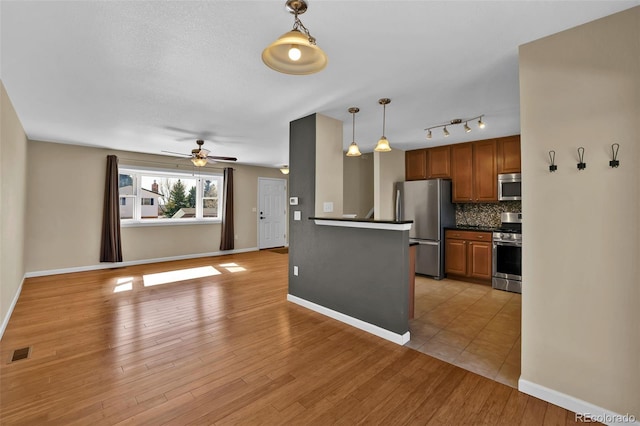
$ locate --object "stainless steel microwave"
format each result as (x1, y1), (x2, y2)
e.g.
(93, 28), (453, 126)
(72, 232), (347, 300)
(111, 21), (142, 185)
(498, 173), (522, 201)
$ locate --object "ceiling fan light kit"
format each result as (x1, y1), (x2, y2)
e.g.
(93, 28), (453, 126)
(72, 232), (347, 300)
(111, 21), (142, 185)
(162, 139), (238, 167)
(425, 115), (486, 139)
(262, 0), (328, 75)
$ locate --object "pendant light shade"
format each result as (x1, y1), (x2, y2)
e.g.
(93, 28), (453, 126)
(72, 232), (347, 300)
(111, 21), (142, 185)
(346, 107), (362, 157)
(374, 98), (392, 152)
(262, 0), (328, 75)
(375, 136), (391, 152)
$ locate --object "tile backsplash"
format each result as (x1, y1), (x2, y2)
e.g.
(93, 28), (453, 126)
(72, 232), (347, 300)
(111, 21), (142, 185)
(455, 201), (521, 228)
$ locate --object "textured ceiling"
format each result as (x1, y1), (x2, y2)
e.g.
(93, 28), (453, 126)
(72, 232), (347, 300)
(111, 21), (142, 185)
(1, 1), (637, 168)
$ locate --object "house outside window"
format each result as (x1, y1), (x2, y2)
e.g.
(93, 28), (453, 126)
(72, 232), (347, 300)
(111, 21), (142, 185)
(118, 167), (223, 224)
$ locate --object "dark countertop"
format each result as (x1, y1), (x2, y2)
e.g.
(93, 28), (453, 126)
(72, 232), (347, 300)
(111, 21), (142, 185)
(309, 217), (413, 225)
(445, 225), (497, 233)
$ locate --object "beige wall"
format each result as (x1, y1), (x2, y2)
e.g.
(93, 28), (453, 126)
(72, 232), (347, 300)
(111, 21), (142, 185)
(25, 140), (285, 273)
(1, 81), (28, 332)
(314, 114), (343, 217)
(373, 149), (405, 220)
(343, 154), (374, 218)
(519, 6), (639, 417)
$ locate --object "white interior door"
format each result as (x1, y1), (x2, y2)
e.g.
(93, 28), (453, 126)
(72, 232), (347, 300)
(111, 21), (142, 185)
(258, 178), (287, 249)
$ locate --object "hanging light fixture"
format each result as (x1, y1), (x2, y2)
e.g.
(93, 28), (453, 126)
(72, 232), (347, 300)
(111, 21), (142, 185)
(280, 165), (290, 174)
(262, 0), (328, 75)
(346, 107), (362, 157)
(424, 115), (486, 139)
(374, 98), (392, 152)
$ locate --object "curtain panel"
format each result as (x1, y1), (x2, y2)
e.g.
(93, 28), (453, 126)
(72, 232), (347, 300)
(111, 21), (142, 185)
(100, 155), (123, 262)
(220, 167), (235, 251)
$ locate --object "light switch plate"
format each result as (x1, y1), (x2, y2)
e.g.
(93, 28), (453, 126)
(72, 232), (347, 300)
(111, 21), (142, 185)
(294, 211), (301, 221)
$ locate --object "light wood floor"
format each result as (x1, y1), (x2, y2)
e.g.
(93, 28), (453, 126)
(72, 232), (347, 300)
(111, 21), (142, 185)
(409, 277), (521, 388)
(1, 250), (585, 425)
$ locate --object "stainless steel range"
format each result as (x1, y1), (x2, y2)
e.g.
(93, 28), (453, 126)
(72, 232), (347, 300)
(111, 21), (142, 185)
(492, 212), (522, 293)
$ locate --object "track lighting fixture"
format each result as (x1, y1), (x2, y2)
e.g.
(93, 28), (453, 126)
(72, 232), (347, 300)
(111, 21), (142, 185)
(262, 0), (328, 75)
(346, 107), (362, 157)
(424, 115), (486, 140)
(374, 98), (392, 152)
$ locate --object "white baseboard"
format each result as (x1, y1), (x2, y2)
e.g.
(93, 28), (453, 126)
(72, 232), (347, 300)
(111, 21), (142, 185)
(24, 247), (259, 278)
(287, 294), (410, 345)
(0, 275), (25, 340)
(519, 379), (639, 425)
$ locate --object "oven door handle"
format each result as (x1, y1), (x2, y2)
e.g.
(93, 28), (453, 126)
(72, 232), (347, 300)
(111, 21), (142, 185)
(493, 241), (522, 248)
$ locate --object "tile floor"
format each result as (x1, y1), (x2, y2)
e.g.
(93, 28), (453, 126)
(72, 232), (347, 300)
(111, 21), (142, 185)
(407, 276), (521, 388)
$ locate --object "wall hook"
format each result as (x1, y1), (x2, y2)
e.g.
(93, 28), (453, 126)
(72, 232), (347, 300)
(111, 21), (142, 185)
(548, 150), (557, 172)
(577, 147), (586, 170)
(609, 143), (620, 168)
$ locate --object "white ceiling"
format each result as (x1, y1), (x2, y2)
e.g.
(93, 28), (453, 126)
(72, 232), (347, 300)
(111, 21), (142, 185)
(1, 1), (637, 168)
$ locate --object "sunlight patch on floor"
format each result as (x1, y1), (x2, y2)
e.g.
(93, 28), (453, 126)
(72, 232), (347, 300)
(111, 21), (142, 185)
(143, 266), (221, 287)
(219, 262), (246, 273)
(114, 277), (134, 293)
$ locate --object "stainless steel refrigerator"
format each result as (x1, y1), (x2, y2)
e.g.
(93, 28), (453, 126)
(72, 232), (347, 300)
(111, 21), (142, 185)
(395, 179), (455, 279)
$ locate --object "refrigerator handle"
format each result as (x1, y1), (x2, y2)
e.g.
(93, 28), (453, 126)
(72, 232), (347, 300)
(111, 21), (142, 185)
(395, 188), (401, 221)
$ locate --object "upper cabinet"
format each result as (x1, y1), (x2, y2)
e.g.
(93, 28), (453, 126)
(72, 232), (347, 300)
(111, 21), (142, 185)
(451, 139), (497, 203)
(405, 146), (451, 181)
(426, 146), (451, 178)
(497, 135), (521, 174)
(405, 135), (519, 203)
(472, 139), (498, 202)
(405, 149), (427, 181)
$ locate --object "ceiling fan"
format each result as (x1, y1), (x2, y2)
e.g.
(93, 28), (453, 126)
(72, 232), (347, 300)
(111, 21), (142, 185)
(163, 139), (237, 166)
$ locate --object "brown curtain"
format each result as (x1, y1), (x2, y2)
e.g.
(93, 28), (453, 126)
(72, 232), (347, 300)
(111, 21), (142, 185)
(100, 155), (123, 262)
(220, 167), (234, 251)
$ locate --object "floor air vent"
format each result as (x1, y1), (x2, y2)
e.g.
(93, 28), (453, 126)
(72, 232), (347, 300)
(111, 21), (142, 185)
(10, 347), (31, 362)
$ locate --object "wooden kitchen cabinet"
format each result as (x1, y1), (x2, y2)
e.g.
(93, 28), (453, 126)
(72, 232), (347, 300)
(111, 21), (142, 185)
(451, 140), (497, 203)
(445, 230), (492, 283)
(405, 149), (427, 181)
(497, 135), (521, 174)
(473, 139), (498, 202)
(426, 145), (451, 178)
(451, 143), (474, 202)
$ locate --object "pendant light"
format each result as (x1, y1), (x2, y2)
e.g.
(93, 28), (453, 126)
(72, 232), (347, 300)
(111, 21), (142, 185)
(346, 107), (362, 157)
(262, 0), (328, 75)
(374, 98), (392, 152)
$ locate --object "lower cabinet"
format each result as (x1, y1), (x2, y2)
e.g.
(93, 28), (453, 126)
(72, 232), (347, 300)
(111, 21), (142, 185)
(445, 230), (492, 283)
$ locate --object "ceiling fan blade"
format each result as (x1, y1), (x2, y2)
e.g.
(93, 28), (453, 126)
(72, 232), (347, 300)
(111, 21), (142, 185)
(208, 155), (237, 162)
(162, 150), (191, 157)
(199, 149), (210, 157)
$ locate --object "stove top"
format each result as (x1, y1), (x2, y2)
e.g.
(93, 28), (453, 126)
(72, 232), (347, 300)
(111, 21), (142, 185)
(497, 212), (522, 235)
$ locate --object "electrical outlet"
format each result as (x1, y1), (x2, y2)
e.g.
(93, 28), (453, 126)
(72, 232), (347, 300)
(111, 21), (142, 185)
(293, 266), (299, 276)
(323, 202), (333, 213)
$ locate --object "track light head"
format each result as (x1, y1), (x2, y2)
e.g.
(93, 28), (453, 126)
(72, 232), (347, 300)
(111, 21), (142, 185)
(426, 129), (432, 139)
(443, 126), (450, 137)
(478, 117), (486, 129)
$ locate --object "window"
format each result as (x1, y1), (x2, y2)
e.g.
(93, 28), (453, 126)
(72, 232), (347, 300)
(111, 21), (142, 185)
(118, 167), (223, 224)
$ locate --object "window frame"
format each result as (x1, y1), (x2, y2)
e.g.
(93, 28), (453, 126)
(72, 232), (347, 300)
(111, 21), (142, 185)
(119, 165), (223, 227)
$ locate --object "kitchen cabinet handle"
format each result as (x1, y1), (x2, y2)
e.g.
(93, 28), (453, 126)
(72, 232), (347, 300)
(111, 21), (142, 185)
(477, 236), (484, 239)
